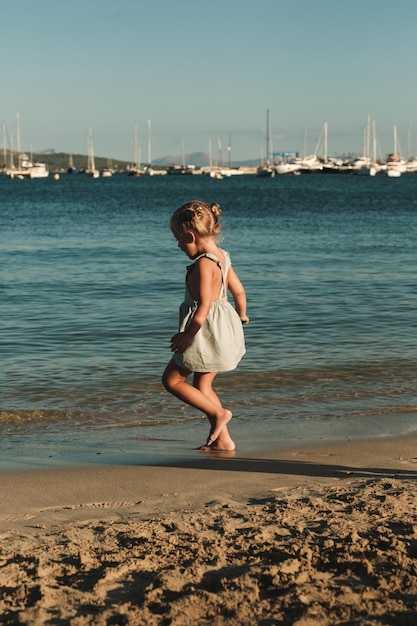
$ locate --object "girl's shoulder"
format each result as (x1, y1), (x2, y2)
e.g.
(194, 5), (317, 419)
(195, 248), (230, 266)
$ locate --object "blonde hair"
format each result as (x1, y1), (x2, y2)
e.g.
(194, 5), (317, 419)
(171, 200), (222, 238)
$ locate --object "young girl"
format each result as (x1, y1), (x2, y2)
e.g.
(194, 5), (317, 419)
(162, 200), (248, 451)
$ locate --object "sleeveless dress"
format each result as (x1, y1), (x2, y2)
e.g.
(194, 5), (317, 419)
(173, 250), (246, 373)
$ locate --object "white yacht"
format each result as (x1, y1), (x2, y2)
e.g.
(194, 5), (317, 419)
(386, 156), (406, 177)
(386, 126), (407, 177)
(8, 155), (49, 178)
(28, 162), (49, 178)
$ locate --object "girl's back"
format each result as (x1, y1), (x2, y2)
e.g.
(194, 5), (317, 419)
(186, 249), (226, 302)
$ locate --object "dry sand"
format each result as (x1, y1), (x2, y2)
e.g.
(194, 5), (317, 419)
(1, 436), (417, 625)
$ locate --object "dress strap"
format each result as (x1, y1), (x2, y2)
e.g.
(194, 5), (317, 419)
(193, 252), (229, 298)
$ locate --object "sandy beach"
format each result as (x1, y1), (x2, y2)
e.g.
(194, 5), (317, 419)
(1, 436), (417, 625)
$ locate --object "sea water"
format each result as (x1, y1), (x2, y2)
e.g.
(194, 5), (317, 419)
(1, 172), (417, 469)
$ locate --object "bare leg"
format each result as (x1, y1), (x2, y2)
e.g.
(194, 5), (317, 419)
(193, 372), (235, 451)
(162, 360), (232, 444)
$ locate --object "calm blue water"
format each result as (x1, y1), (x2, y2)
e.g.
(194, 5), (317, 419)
(1, 172), (417, 469)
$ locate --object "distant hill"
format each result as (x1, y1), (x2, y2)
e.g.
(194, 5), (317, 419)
(0, 151), (133, 172)
(153, 151), (259, 168)
(153, 152), (208, 167)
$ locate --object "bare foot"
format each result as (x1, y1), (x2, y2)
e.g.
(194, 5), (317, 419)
(206, 409), (232, 446)
(197, 436), (236, 452)
(209, 432), (236, 451)
(197, 446), (236, 457)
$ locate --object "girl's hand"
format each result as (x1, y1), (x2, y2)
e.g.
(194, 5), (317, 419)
(170, 331), (193, 354)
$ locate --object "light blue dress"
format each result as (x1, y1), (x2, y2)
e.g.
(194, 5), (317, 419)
(173, 250), (246, 373)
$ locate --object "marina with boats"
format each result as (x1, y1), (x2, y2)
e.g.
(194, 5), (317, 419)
(4, 156), (417, 179)
(3, 150), (417, 179)
(3, 112), (417, 179)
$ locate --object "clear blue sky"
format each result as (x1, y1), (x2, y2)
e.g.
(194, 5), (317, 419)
(2, 0), (417, 162)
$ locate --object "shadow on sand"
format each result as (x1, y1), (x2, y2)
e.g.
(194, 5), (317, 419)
(158, 452), (417, 482)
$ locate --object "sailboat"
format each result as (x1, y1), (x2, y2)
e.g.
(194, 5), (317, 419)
(67, 154), (77, 174)
(206, 139), (222, 178)
(100, 159), (113, 177)
(7, 113), (49, 179)
(386, 125), (407, 177)
(8, 154), (49, 179)
(127, 121), (141, 176)
(257, 109), (275, 177)
(355, 115), (382, 176)
(86, 128), (99, 178)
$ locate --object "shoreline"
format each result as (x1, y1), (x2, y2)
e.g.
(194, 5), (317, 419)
(2, 432), (417, 530)
(1, 434), (417, 624)
(2, 407), (416, 475)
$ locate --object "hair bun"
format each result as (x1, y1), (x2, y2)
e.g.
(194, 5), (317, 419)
(210, 202), (222, 216)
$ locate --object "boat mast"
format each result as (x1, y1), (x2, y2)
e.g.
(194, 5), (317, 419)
(266, 109), (271, 163)
(407, 117), (412, 159)
(147, 118), (152, 167)
(88, 127), (96, 171)
(2, 120), (6, 167)
(181, 139), (186, 167)
(16, 112), (21, 168)
(372, 120), (377, 163)
(366, 113), (371, 163)
(10, 136), (14, 169)
(217, 138), (223, 167)
(303, 123), (308, 157)
(134, 120), (140, 169)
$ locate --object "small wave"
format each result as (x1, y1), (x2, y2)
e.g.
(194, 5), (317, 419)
(0, 408), (205, 432)
(0, 409), (79, 425)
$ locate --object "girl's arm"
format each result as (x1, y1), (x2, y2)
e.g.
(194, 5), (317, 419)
(228, 267), (249, 323)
